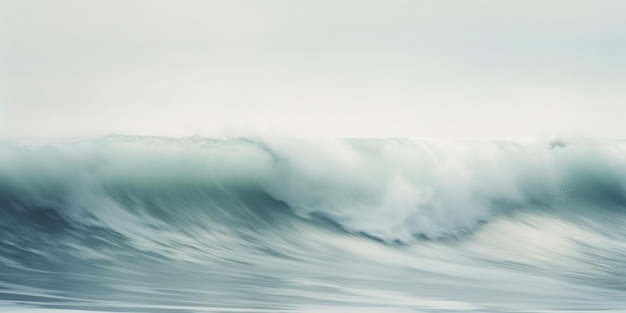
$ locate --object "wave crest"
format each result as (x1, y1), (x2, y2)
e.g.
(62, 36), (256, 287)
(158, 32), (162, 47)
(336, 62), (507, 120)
(2, 136), (626, 243)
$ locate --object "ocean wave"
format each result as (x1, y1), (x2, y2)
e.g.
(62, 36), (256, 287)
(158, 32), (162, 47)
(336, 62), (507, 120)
(2, 136), (626, 311)
(2, 136), (626, 243)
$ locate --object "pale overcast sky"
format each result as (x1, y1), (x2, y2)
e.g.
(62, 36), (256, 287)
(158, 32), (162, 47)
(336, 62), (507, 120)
(1, 0), (625, 139)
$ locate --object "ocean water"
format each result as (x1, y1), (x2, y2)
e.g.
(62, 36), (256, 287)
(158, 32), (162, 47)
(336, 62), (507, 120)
(1, 135), (625, 312)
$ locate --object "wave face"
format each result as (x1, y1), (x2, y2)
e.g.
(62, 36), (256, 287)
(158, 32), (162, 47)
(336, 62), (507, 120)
(1, 135), (626, 312)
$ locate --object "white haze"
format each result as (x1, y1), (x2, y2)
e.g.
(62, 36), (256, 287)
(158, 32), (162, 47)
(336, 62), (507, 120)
(1, 0), (626, 139)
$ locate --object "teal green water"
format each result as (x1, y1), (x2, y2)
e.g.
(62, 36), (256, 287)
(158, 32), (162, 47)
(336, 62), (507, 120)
(1, 136), (625, 312)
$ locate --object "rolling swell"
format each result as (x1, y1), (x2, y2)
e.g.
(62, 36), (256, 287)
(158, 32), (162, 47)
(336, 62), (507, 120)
(1, 136), (626, 312)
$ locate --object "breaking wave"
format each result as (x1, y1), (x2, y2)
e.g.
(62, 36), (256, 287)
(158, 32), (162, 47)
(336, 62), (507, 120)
(1, 135), (626, 312)
(3, 136), (626, 242)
